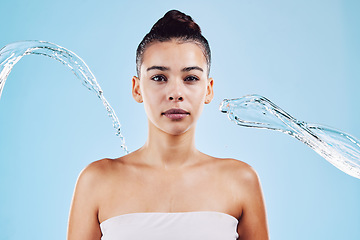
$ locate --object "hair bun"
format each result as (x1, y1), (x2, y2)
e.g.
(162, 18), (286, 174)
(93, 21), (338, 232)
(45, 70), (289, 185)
(150, 10), (201, 35)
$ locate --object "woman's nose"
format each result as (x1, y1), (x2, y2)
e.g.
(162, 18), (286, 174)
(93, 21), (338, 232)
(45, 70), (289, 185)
(169, 96), (183, 101)
(167, 80), (184, 102)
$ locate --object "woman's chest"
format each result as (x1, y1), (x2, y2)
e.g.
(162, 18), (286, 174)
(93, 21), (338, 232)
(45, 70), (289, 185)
(98, 166), (243, 223)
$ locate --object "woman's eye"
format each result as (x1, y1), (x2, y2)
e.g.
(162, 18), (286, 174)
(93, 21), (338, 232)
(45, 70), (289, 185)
(184, 75), (199, 82)
(151, 75), (167, 82)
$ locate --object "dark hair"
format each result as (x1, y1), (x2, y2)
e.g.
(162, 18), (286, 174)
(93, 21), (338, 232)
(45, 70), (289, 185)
(136, 10), (211, 77)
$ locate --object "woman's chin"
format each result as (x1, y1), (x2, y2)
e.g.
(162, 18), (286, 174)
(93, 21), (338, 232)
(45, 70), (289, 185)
(148, 118), (195, 136)
(163, 128), (188, 136)
(161, 125), (194, 136)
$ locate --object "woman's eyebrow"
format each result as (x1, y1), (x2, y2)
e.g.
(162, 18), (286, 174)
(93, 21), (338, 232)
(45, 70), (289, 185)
(146, 66), (203, 72)
(147, 66), (170, 71)
(182, 66), (203, 72)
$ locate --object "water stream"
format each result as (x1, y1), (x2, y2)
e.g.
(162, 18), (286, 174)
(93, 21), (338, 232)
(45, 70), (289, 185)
(0, 40), (128, 153)
(220, 94), (360, 179)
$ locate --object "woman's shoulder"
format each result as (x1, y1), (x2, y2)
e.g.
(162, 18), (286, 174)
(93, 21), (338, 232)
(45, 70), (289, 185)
(82, 158), (118, 173)
(214, 157), (260, 185)
(214, 157), (263, 207)
(76, 158), (123, 187)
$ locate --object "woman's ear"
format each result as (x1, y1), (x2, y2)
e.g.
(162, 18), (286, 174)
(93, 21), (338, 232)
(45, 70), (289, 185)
(132, 76), (143, 103)
(205, 77), (214, 104)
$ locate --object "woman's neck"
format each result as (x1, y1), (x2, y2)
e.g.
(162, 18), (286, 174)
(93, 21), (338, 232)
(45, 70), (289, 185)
(138, 123), (200, 170)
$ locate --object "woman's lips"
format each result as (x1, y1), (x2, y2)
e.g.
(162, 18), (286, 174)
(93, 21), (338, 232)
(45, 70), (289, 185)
(162, 108), (189, 120)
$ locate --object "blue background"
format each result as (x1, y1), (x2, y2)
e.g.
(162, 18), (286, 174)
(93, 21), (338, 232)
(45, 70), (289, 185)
(0, 0), (359, 239)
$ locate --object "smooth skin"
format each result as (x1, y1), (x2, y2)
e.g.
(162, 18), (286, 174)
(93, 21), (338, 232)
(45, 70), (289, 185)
(67, 40), (269, 240)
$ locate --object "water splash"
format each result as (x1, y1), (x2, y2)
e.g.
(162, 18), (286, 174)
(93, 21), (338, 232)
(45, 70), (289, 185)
(220, 94), (360, 179)
(0, 40), (128, 154)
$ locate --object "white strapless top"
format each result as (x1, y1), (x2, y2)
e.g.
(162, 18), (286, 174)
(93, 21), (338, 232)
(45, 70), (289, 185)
(100, 211), (239, 240)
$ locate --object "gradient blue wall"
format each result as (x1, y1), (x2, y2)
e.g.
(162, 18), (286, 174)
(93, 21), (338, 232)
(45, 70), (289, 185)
(0, 0), (359, 239)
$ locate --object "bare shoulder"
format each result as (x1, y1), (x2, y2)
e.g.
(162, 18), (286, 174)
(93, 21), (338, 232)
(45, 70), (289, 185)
(68, 158), (121, 240)
(79, 158), (111, 178)
(210, 157), (268, 239)
(76, 158), (122, 190)
(83, 158), (120, 173)
(217, 157), (260, 187)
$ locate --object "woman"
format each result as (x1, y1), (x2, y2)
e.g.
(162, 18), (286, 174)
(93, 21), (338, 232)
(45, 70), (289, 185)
(67, 10), (269, 240)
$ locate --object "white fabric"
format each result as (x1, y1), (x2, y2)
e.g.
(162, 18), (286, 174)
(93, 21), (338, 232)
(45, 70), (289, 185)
(100, 211), (239, 240)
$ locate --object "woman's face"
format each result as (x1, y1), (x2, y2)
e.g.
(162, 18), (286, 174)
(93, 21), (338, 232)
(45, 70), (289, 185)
(132, 40), (213, 136)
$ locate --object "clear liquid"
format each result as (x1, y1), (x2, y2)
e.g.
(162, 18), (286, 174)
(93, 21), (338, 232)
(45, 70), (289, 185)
(220, 94), (360, 179)
(0, 40), (128, 154)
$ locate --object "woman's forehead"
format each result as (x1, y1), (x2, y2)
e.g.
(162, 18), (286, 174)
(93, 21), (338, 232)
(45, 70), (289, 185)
(141, 41), (207, 71)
